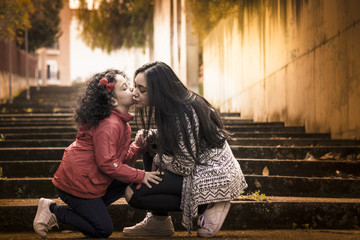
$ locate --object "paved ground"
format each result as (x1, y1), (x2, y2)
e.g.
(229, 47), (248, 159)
(1, 230), (360, 240)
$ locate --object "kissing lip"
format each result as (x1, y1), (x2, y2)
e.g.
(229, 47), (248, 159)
(132, 98), (140, 104)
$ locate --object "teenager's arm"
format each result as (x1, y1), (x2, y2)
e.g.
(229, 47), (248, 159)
(153, 112), (199, 176)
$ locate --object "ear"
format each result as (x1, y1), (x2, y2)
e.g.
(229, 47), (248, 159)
(111, 97), (118, 107)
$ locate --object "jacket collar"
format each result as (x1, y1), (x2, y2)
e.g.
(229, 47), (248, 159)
(111, 108), (133, 122)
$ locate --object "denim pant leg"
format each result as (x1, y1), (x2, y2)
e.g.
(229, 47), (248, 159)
(102, 180), (129, 206)
(52, 188), (113, 238)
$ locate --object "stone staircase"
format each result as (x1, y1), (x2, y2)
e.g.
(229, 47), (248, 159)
(0, 86), (360, 232)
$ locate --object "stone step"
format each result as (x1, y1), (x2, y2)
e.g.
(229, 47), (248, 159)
(0, 132), (77, 140)
(231, 145), (360, 159)
(4, 137), (357, 148)
(1, 145), (359, 160)
(1, 197), (359, 232)
(0, 139), (74, 147)
(1, 175), (359, 199)
(1, 159), (359, 179)
(228, 138), (360, 146)
(0, 113), (73, 119)
(1, 131), (331, 140)
(0, 120), (288, 128)
(0, 107), (73, 114)
(0, 125), (307, 134)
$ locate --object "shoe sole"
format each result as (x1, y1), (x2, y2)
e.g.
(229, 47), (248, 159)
(123, 231), (175, 237)
(197, 201), (231, 237)
(33, 198), (46, 238)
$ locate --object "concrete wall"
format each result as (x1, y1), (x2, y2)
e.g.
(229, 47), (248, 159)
(0, 40), (37, 103)
(203, 0), (360, 139)
(153, 0), (199, 92)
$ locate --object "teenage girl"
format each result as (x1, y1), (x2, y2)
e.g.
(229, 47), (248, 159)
(123, 62), (247, 237)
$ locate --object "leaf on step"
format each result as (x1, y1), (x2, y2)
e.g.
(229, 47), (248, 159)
(304, 152), (317, 161)
(319, 152), (341, 160)
(262, 166), (269, 176)
(24, 108), (32, 113)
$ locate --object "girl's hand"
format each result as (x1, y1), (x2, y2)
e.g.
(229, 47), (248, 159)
(141, 171), (163, 188)
(135, 129), (147, 148)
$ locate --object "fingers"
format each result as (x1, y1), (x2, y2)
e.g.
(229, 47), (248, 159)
(143, 171), (164, 189)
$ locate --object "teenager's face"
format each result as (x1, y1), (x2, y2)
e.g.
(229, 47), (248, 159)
(113, 74), (134, 108)
(133, 72), (150, 108)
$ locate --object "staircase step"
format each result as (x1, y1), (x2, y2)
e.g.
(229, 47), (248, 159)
(231, 145), (360, 159)
(225, 126), (305, 133)
(0, 107), (72, 114)
(1, 175), (359, 199)
(230, 132), (331, 138)
(1, 159), (359, 178)
(1, 133), (77, 140)
(228, 138), (360, 146)
(8, 137), (356, 148)
(0, 197), (359, 232)
(1, 145), (359, 160)
(0, 139), (73, 147)
(0, 113), (73, 119)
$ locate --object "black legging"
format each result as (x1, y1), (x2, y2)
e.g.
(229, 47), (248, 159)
(128, 152), (207, 216)
(128, 152), (183, 215)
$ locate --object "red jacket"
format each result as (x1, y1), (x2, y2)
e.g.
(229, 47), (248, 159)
(52, 108), (145, 199)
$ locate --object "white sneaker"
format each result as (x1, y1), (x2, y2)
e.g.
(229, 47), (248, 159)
(33, 198), (59, 238)
(123, 212), (175, 236)
(197, 201), (231, 237)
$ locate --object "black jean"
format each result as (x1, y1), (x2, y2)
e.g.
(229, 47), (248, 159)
(51, 180), (128, 238)
(128, 152), (206, 216)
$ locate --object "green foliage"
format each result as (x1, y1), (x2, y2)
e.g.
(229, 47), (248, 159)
(241, 190), (267, 201)
(76, 0), (153, 52)
(188, 0), (238, 41)
(17, 0), (63, 52)
(0, 0), (63, 51)
(0, 0), (34, 42)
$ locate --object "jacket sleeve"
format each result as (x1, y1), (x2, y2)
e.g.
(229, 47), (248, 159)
(123, 141), (147, 165)
(93, 122), (145, 184)
(153, 111), (198, 176)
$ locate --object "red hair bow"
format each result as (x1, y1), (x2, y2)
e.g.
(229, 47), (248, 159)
(99, 78), (115, 92)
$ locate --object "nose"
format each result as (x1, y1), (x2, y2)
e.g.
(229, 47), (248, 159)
(132, 88), (139, 96)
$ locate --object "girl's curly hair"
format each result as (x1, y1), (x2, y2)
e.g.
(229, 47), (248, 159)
(74, 69), (128, 129)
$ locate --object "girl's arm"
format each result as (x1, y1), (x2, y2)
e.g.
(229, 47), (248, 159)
(93, 124), (145, 183)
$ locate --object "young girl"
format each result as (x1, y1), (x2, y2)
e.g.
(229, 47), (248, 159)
(123, 62), (248, 237)
(33, 69), (162, 238)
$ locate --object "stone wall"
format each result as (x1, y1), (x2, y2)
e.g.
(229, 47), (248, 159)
(203, 0), (360, 139)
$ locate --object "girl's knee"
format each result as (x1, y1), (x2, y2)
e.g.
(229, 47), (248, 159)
(124, 186), (134, 203)
(95, 225), (113, 238)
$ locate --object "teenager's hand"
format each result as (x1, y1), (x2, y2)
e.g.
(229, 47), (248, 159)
(135, 129), (147, 148)
(141, 171), (163, 188)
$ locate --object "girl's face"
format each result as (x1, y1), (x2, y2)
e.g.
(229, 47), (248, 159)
(133, 72), (150, 108)
(113, 74), (134, 109)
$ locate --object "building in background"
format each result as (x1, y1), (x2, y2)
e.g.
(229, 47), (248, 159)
(37, 0), (71, 86)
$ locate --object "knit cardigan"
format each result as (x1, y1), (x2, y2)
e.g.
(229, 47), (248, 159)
(153, 109), (248, 231)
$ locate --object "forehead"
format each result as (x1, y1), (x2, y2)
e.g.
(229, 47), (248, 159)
(114, 74), (127, 85)
(135, 72), (147, 86)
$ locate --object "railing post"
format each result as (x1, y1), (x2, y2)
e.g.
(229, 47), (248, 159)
(8, 39), (12, 104)
(25, 29), (30, 100)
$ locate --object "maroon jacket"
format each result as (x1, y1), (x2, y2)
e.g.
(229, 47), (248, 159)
(52, 108), (145, 199)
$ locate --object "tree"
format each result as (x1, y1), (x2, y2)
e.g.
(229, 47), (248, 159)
(17, 0), (63, 52)
(0, 0), (34, 43)
(76, 0), (153, 52)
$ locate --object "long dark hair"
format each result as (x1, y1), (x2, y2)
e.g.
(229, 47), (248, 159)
(74, 69), (127, 129)
(134, 61), (228, 163)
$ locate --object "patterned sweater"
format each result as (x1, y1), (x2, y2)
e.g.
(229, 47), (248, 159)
(152, 109), (248, 231)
